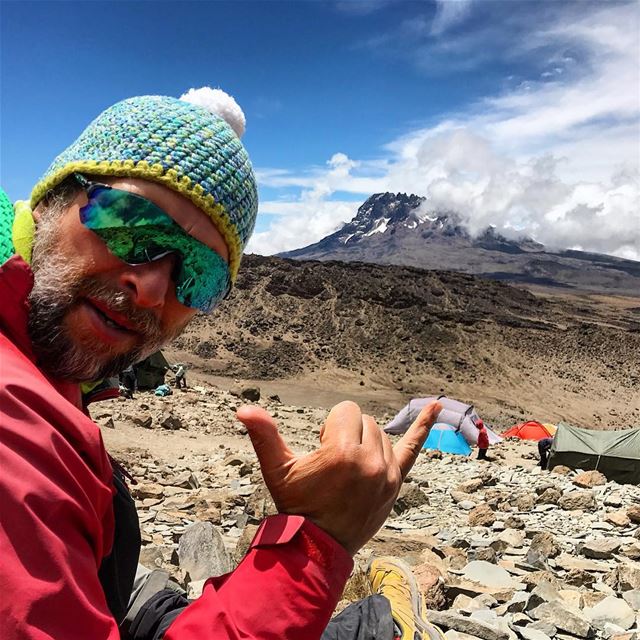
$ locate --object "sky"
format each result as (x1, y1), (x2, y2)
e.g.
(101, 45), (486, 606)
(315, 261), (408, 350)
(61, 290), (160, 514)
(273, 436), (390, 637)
(1, 0), (639, 260)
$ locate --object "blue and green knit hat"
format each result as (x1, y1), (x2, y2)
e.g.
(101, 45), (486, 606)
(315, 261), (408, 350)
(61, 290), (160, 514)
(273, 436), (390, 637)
(30, 88), (258, 281)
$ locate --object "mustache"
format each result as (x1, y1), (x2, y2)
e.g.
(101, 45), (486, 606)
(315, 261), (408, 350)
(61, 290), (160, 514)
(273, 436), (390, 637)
(81, 278), (163, 343)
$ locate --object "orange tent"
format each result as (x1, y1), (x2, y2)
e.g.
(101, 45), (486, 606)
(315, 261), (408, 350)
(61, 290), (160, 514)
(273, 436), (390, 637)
(502, 421), (555, 441)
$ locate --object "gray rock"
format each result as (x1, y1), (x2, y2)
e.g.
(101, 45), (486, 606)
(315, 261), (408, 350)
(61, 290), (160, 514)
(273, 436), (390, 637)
(505, 591), (530, 613)
(160, 414), (184, 430)
(526, 621), (557, 638)
(239, 386), (261, 402)
(178, 522), (233, 581)
(514, 627), (552, 640)
(585, 596), (636, 631)
(622, 589), (640, 610)
(426, 611), (510, 640)
(530, 602), (594, 638)
(580, 538), (621, 560)
(171, 471), (200, 489)
(526, 582), (560, 612)
(462, 561), (518, 589)
(444, 631), (484, 640)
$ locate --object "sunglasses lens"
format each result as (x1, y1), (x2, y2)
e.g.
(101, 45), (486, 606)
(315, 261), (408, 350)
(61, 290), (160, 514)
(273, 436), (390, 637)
(80, 187), (230, 313)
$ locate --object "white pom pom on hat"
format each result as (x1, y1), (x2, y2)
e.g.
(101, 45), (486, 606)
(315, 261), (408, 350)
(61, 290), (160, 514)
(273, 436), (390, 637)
(180, 87), (246, 138)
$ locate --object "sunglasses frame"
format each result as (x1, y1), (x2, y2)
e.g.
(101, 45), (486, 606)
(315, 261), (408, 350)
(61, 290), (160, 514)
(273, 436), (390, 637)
(73, 172), (232, 312)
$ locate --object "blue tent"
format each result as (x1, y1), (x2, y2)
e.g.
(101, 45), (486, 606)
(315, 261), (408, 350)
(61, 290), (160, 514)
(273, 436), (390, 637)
(424, 423), (472, 455)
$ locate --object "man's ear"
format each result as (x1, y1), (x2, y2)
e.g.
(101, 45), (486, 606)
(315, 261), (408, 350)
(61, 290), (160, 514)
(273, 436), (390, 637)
(31, 203), (43, 224)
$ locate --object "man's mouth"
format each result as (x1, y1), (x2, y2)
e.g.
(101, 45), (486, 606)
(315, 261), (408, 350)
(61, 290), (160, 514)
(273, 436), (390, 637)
(86, 298), (139, 334)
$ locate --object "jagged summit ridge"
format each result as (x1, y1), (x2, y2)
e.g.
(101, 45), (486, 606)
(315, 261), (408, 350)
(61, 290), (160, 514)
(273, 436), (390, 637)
(278, 192), (640, 295)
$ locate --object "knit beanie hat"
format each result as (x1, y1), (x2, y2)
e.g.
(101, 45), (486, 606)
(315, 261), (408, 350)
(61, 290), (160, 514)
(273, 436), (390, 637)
(30, 87), (257, 281)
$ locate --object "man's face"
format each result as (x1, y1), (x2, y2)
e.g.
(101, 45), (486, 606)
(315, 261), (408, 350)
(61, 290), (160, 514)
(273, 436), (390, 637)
(28, 177), (229, 382)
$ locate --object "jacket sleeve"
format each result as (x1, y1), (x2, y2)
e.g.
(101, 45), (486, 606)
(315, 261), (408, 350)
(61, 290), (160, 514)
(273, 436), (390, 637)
(162, 515), (354, 640)
(0, 340), (121, 640)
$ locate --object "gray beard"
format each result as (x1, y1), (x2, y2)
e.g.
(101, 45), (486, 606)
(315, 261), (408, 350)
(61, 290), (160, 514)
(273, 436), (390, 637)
(27, 212), (180, 383)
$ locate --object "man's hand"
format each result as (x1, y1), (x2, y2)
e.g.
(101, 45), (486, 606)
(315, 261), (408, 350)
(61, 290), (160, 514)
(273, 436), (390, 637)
(236, 400), (442, 556)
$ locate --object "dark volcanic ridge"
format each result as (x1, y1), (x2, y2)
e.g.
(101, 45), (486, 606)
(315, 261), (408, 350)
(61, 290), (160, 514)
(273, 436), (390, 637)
(171, 255), (640, 427)
(279, 193), (640, 296)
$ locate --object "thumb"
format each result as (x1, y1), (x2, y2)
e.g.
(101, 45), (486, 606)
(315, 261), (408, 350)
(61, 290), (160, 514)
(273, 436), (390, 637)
(236, 405), (295, 474)
(394, 401), (442, 479)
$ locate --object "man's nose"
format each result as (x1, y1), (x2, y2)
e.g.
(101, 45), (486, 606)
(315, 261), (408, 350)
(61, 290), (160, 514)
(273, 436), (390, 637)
(119, 255), (178, 309)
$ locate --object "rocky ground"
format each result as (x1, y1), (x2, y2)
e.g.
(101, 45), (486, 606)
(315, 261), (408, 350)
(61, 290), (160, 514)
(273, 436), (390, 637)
(96, 384), (640, 640)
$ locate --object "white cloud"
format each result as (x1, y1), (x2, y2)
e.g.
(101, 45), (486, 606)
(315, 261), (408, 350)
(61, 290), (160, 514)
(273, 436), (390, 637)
(251, 2), (640, 260)
(431, 0), (473, 35)
(248, 200), (360, 255)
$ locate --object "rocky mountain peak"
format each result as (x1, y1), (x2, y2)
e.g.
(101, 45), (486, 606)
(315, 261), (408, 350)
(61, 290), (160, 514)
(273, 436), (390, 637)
(279, 192), (640, 296)
(332, 192), (456, 247)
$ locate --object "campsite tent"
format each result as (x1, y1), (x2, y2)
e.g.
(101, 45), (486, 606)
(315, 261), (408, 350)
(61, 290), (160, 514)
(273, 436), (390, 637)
(503, 421), (556, 441)
(384, 396), (501, 446)
(424, 423), (472, 455)
(548, 423), (640, 484)
(134, 351), (170, 389)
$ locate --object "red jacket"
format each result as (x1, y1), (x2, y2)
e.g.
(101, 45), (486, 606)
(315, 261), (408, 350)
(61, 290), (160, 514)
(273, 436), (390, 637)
(0, 255), (353, 639)
(476, 425), (490, 450)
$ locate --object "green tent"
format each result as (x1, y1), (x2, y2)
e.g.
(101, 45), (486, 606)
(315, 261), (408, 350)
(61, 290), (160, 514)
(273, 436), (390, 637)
(133, 351), (170, 390)
(548, 422), (640, 485)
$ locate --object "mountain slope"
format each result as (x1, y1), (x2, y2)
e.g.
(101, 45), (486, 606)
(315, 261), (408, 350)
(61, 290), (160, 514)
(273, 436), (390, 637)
(279, 193), (640, 295)
(169, 255), (640, 428)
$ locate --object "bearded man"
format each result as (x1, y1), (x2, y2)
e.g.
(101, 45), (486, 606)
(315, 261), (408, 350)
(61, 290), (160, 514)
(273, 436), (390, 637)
(0, 88), (442, 640)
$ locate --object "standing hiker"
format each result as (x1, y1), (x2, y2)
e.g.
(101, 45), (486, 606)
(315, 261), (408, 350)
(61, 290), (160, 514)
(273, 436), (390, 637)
(476, 418), (490, 460)
(172, 363), (187, 389)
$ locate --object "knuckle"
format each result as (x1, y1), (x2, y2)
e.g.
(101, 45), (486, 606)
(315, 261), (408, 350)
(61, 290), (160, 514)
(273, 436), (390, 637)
(363, 461), (387, 480)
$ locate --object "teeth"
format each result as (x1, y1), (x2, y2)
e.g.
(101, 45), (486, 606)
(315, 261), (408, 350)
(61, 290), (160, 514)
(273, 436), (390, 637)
(97, 307), (124, 330)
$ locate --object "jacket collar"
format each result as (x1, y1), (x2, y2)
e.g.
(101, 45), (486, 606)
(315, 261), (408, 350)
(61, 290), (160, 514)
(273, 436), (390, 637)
(0, 255), (83, 409)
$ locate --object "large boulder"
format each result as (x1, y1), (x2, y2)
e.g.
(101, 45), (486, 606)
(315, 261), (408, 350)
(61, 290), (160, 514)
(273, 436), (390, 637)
(178, 522), (233, 582)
